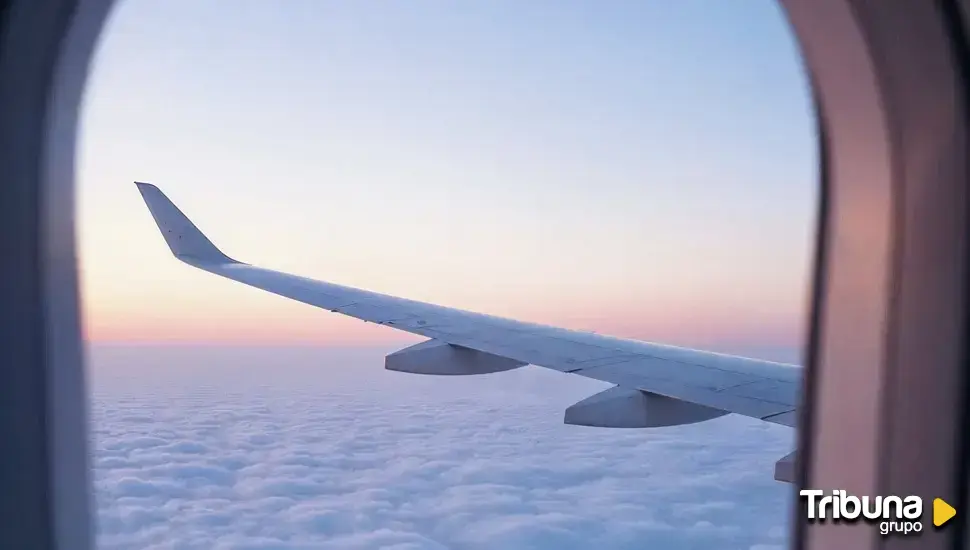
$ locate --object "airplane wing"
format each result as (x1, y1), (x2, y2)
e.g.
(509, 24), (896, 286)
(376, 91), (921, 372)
(135, 182), (801, 481)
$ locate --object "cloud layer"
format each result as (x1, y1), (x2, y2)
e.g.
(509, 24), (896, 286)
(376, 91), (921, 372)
(89, 345), (793, 549)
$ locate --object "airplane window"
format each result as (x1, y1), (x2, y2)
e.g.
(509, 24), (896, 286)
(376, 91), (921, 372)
(78, 1), (816, 548)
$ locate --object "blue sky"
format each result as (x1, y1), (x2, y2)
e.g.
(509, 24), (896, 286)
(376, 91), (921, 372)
(83, 3), (806, 547)
(78, 0), (816, 360)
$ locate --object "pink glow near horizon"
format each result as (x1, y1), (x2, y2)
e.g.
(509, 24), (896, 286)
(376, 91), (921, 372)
(78, 1), (816, 356)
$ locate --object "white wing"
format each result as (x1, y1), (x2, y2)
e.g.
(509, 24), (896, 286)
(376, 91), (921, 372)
(135, 182), (801, 481)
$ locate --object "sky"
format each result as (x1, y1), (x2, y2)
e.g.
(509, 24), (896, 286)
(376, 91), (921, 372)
(77, 0), (817, 359)
(89, 346), (793, 550)
(80, 3), (809, 547)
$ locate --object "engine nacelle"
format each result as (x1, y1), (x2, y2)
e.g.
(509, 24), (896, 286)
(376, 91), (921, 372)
(774, 451), (796, 484)
(385, 338), (527, 375)
(564, 386), (729, 428)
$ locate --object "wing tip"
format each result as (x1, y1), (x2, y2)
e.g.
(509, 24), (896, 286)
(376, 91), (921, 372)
(134, 181), (237, 265)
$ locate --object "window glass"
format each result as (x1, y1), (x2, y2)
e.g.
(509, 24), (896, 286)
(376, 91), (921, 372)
(80, 1), (816, 548)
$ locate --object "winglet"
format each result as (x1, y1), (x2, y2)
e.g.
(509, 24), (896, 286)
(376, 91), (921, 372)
(135, 182), (237, 265)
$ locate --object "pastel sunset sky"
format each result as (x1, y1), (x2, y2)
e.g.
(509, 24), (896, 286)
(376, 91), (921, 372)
(77, 0), (817, 360)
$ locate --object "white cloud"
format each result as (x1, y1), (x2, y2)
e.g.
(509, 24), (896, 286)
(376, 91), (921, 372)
(89, 345), (793, 549)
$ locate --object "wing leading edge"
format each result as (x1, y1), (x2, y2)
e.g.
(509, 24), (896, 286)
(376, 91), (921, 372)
(135, 182), (803, 482)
